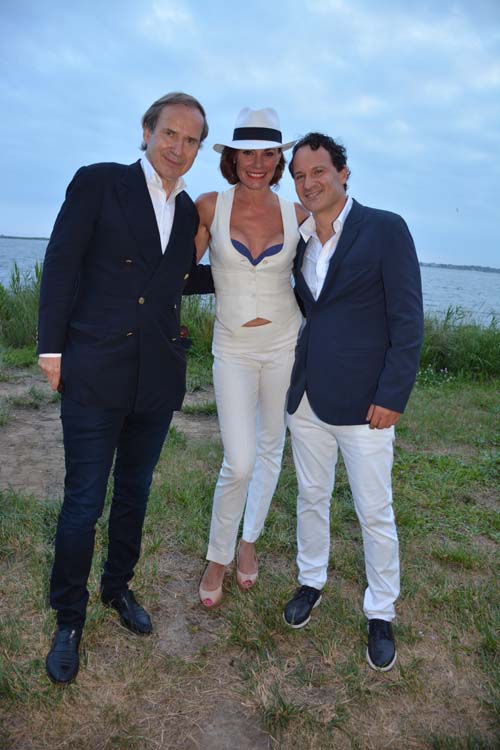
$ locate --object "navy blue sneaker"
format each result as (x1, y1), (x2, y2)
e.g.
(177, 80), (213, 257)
(366, 619), (397, 671)
(283, 585), (322, 629)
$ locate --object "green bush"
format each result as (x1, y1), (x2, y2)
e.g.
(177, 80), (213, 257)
(0, 262), (42, 349)
(1, 346), (37, 368)
(181, 294), (215, 391)
(181, 294), (214, 358)
(420, 307), (500, 378)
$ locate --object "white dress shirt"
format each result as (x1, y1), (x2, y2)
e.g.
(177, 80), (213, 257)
(40, 157), (185, 356)
(140, 155), (186, 253)
(300, 196), (353, 300)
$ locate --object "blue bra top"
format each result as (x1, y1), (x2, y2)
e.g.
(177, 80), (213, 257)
(231, 239), (283, 267)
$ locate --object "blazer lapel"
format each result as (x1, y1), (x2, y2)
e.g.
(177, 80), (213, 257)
(117, 160), (162, 270)
(294, 237), (315, 305)
(317, 198), (363, 300)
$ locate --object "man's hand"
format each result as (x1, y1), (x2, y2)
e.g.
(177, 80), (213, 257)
(366, 404), (401, 430)
(38, 356), (62, 392)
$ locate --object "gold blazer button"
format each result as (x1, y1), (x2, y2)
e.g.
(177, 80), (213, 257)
(138, 297), (145, 304)
(184, 273), (189, 279)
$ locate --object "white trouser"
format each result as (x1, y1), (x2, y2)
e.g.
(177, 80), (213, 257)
(287, 393), (399, 621)
(207, 316), (300, 565)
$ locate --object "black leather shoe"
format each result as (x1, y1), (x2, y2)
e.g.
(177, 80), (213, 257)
(46, 625), (82, 684)
(283, 585), (322, 629)
(366, 618), (397, 671)
(101, 589), (153, 635)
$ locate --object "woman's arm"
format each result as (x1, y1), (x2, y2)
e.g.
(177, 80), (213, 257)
(195, 192), (218, 262)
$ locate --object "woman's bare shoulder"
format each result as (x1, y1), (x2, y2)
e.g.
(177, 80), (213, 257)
(195, 191), (218, 210)
(195, 192), (218, 228)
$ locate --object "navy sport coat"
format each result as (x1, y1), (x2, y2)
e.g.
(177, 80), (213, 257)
(38, 160), (213, 411)
(287, 199), (424, 425)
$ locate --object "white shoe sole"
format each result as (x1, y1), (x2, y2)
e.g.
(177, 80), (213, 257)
(366, 648), (397, 671)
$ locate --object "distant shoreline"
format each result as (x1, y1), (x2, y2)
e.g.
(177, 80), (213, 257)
(0, 234), (49, 241)
(1, 235), (499, 274)
(420, 262), (500, 275)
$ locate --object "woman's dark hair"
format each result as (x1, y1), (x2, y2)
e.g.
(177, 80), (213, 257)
(220, 147), (285, 187)
(289, 132), (351, 190)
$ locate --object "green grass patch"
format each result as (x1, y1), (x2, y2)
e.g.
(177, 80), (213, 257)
(7, 386), (48, 410)
(420, 307), (500, 378)
(1, 345), (37, 368)
(182, 295), (214, 391)
(181, 400), (217, 416)
(1, 281), (499, 747)
(0, 262), (41, 349)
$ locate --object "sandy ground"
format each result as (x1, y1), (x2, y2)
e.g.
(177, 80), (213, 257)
(0, 368), (275, 749)
(0, 369), (219, 500)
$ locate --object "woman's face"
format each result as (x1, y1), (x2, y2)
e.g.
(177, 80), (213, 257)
(234, 148), (281, 189)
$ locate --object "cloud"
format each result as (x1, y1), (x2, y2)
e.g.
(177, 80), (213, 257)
(141, 0), (195, 42)
(0, 0), (499, 265)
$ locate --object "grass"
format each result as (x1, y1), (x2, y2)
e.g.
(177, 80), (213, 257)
(1, 372), (498, 748)
(420, 307), (500, 378)
(0, 262), (41, 350)
(6, 386), (49, 410)
(181, 295), (214, 391)
(1, 346), (37, 368)
(0, 268), (499, 747)
(182, 400), (217, 416)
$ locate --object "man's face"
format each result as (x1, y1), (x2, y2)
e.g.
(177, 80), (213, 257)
(292, 145), (347, 219)
(143, 103), (204, 192)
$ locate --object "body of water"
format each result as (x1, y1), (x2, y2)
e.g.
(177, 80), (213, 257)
(1, 237), (499, 325)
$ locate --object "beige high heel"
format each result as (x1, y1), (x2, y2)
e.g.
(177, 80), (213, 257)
(198, 565), (224, 608)
(236, 541), (258, 591)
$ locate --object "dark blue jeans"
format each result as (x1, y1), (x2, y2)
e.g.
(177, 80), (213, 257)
(50, 396), (173, 627)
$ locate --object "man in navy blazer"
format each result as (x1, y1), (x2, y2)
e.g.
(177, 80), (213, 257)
(38, 92), (213, 684)
(282, 133), (423, 671)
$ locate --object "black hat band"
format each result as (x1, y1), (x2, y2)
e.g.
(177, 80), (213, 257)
(232, 126), (282, 143)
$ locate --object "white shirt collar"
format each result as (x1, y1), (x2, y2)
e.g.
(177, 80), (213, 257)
(140, 155), (186, 198)
(299, 196), (353, 243)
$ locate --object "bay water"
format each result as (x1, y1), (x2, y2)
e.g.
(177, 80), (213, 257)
(1, 236), (498, 326)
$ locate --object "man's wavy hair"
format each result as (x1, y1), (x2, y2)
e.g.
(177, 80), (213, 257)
(288, 132), (350, 191)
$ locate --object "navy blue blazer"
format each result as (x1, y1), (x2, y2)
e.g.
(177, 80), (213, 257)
(38, 160), (213, 412)
(287, 199), (423, 425)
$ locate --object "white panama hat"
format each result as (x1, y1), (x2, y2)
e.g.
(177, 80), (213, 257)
(213, 107), (296, 153)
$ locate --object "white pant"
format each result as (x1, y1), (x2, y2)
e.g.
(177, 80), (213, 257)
(207, 317), (300, 565)
(287, 393), (399, 621)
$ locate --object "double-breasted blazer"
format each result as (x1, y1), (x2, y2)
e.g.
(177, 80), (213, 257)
(287, 199), (424, 425)
(38, 160), (213, 412)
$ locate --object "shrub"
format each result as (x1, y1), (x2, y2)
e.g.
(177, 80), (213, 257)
(0, 262), (42, 349)
(420, 307), (500, 378)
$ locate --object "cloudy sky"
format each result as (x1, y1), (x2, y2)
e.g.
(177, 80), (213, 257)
(1, 0), (499, 266)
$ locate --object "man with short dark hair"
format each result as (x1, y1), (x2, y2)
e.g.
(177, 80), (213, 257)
(38, 92), (213, 684)
(283, 133), (423, 671)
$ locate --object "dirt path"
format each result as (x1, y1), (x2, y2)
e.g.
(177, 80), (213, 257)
(1, 368), (276, 749)
(0, 369), (219, 499)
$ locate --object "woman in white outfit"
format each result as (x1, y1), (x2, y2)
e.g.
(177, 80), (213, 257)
(196, 107), (308, 607)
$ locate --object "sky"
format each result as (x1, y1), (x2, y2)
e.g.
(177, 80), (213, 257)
(1, 0), (499, 266)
